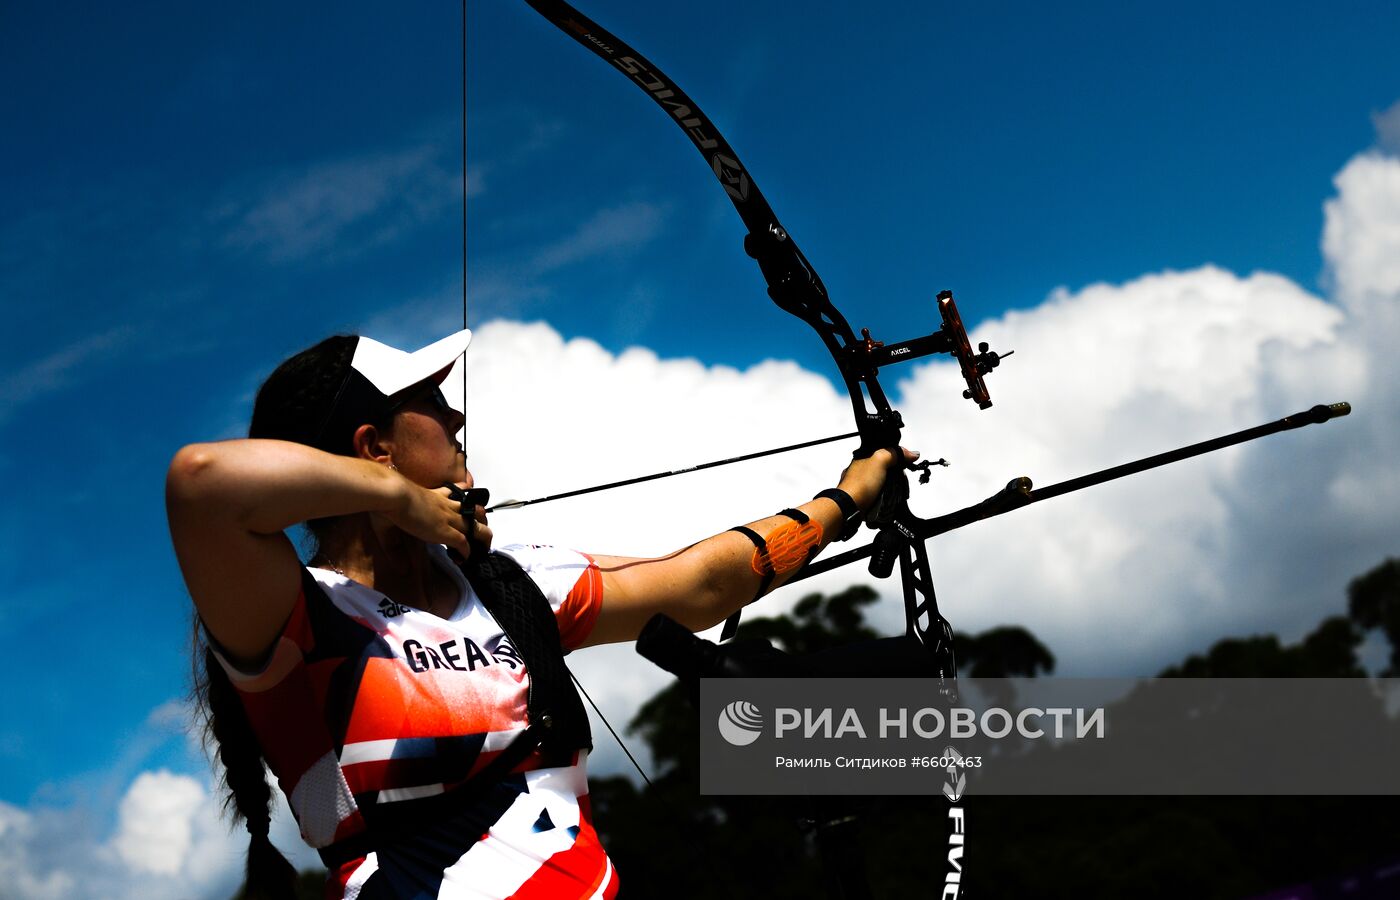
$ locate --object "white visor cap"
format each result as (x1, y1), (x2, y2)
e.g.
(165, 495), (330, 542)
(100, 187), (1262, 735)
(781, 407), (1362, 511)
(350, 328), (473, 398)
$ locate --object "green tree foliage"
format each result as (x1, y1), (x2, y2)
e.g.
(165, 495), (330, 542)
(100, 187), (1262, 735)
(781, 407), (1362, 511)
(733, 585), (882, 654)
(1160, 615), (1366, 677)
(1348, 556), (1400, 675)
(955, 625), (1056, 678)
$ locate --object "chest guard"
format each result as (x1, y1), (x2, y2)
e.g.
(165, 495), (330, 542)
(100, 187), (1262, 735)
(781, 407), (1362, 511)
(458, 550), (593, 762)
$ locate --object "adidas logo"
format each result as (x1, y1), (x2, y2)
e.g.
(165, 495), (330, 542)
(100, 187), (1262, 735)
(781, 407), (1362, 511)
(378, 597), (412, 618)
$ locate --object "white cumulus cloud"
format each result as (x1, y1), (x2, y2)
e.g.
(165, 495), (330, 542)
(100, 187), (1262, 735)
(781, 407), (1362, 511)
(0, 761), (319, 900)
(1324, 152), (1400, 308)
(110, 770), (207, 875)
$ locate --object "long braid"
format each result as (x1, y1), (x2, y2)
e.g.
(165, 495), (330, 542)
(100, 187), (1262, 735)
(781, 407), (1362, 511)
(188, 335), (363, 897)
(192, 635), (298, 899)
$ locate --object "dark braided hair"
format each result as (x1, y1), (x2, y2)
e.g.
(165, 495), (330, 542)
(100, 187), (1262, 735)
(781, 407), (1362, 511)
(193, 639), (298, 899)
(192, 334), (364, 897)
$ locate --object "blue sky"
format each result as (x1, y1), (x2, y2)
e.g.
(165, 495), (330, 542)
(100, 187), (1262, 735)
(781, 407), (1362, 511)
(3, 1), (1400, 895)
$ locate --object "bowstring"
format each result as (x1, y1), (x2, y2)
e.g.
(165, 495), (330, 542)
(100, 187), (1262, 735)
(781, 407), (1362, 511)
(459, 0), (651, 787)
(467, 0), (473, 419)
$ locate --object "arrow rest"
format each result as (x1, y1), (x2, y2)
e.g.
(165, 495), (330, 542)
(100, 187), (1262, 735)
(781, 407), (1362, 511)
(909, 457), (950, 484)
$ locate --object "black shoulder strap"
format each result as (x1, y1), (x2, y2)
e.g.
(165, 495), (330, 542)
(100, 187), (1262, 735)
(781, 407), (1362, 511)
(457, 551), (593, 760)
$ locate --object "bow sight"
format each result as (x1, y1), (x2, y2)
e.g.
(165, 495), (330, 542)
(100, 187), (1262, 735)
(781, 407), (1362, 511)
(851, 290), (1012, 412)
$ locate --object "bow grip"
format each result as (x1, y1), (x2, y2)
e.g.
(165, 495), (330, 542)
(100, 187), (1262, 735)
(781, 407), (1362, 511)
(851, 410), (905, 461)
(866, 458), (914, 577)
(868, 528), (901, 579)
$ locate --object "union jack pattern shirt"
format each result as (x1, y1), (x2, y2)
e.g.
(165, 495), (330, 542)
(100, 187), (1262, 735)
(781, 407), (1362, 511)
(212, 543), (619, 899)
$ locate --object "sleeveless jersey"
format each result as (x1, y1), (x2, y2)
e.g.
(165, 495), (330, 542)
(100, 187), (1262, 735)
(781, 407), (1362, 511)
(212, 543), (620, 899)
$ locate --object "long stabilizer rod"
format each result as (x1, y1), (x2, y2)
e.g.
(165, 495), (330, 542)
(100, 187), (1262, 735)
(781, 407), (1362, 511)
(920, 401), (1352, 539)
(487, 431), (861, 512)
(788, 402), (1351, 583)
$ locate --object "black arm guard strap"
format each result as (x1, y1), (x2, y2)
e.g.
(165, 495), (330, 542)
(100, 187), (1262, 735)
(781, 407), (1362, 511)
(720, 508), (814, 642)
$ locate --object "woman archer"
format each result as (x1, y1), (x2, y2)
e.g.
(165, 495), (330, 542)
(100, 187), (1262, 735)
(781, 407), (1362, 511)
(166, 327), (907, 899)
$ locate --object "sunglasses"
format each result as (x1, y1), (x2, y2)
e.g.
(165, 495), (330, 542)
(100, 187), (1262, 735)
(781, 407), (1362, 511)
(388, 383), (453, 417)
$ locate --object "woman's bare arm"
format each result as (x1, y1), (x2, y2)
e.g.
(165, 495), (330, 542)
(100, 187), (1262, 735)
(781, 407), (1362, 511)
(166, 439), (472, 666)
(578, 449), (907, 646)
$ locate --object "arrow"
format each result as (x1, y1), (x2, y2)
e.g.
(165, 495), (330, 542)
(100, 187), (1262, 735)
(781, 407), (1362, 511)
(488, 431), (866, 511)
